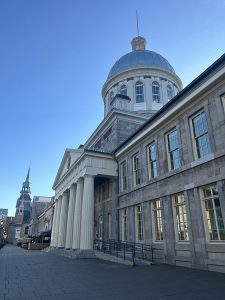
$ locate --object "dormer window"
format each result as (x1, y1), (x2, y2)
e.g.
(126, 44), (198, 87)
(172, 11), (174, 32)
(135, 81), (144, 103)
(67, 156), (71, 170)
(152, 81), (160, 103)
(167, 85), (173, 101)
(120, 85), (127, 96)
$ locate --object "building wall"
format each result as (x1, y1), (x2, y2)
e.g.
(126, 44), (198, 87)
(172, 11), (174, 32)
(115, 83), (225, 272)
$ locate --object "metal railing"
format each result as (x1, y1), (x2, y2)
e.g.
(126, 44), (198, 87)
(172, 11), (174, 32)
(94, 239), (155, 265)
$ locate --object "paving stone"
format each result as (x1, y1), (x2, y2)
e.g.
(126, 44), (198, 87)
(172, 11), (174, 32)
(1, 244), (225, 300)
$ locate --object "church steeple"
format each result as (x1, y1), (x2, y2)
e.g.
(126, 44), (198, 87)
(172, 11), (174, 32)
(20, 168), (31, 194)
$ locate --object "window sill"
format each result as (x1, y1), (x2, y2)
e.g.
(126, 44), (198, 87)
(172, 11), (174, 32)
(191, 153), (214, 168)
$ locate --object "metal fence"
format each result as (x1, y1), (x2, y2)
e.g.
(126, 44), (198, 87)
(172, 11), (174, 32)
(94, 239), (156, 265)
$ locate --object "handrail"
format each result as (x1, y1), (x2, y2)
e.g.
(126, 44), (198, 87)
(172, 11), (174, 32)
(94, 239), (156, 264)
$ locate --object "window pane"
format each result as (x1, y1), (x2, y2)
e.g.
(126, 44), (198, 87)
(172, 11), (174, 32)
(173, 194), (189, 241)
(136, 82), (144, 103)
(136, 205), (143, 241)
(133, 154), (140, 186)
(167, 130), (180, 170)
(167, 85), (173, 100)
(152, 200), (163, 241)
(202, 185), (225, 241)
(152, 82), (160, 103)
(192, 112), (211, 159)
(147, 143), (157, 179)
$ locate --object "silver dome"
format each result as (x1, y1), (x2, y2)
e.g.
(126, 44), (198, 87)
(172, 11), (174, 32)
(107, 50), (175, 80)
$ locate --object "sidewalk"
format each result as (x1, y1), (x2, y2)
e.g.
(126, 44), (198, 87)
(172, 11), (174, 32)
(0, 244), (225, 300)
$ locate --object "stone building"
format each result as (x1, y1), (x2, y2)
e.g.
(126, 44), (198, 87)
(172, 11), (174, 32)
(36, 201), (54, 233)
(14, 168), (32, 240)
(50, 35), (225, 272)
(29, 196), (52, 235)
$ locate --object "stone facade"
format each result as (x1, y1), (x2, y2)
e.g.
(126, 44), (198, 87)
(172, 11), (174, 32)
(29, 196), (52, 235)
(50, 35), (225, 272)
(115, 60), (225, 272)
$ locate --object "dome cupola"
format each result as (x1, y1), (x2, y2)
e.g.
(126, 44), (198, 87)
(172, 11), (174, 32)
(102, 36), (183, 117)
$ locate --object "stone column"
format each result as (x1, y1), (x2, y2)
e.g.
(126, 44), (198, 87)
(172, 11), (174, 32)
(58, 192), (69, 248)
(50, 199), (58, 247)
(65, 184), (77, 249)
(80, 175), (95, 250)
(55, 196), (62, 247)
(72, 178), (84, 249)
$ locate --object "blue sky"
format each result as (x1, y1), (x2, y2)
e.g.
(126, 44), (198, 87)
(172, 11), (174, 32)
(1, 0), (225, 216)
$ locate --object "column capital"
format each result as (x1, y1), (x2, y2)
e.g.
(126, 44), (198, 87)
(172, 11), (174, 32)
(70, 183), (76, 190)
(83, 174), (94, 179)
(62, 190), (70, 198)
(76, 177), (84, 184)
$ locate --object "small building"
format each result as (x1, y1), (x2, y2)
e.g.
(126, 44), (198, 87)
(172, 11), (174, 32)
(29, 196), (52, 236)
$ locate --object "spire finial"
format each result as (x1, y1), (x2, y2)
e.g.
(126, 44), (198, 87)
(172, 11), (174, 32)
(25, 167), (30, 183)
(21, 167), (31, 194)
(136, 10), (139, 36)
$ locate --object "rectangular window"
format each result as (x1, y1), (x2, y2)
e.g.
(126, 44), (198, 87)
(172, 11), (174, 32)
(166, 129), (181, 170)
(135, 205), (143, 241)
(200, 185), (225, 241)
(120, 161), (127, 192)
(191, 111), (211, 159)
(152, 200), (163, 241)
(147, 142), (157, 179)
(173, 194), (189, 241)
(132, 153), (141, 186)
(122, 208), (128, 241)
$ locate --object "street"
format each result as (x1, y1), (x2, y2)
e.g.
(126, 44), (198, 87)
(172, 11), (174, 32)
(0, 244), (225, 300)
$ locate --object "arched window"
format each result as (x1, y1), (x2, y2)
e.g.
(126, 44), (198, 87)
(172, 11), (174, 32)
(120, 85), (127, 96)
(167, 85), (173, 101)
(152, 81), (160, 103)
(135, 81), (144, 103)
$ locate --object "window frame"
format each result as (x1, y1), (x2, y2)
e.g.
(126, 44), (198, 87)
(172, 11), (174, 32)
(200, 184), (225, 242)
(135, 81), (144, 103)
(146, 142), (157, 179)
(132, 153), (141, 187)
(152, 200), (163, 242)
(121, 208), (128, 241)
(165, 128), (181, 171)
(172, 193), (189, 242)
(190, 110), (211, 160)
(152, 81), (160, 103)
(167, 85), (173, 101)
(135, 204), (144, 242)
(120, 161), (127, 192)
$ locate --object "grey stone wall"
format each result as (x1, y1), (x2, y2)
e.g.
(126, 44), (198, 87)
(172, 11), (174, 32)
(115, 83), (225, 272)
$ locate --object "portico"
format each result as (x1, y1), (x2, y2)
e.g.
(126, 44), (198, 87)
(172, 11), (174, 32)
(50, 149), (117, 251)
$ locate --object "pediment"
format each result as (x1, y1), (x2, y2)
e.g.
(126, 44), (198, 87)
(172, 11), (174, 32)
(52, 148), (83, 188)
